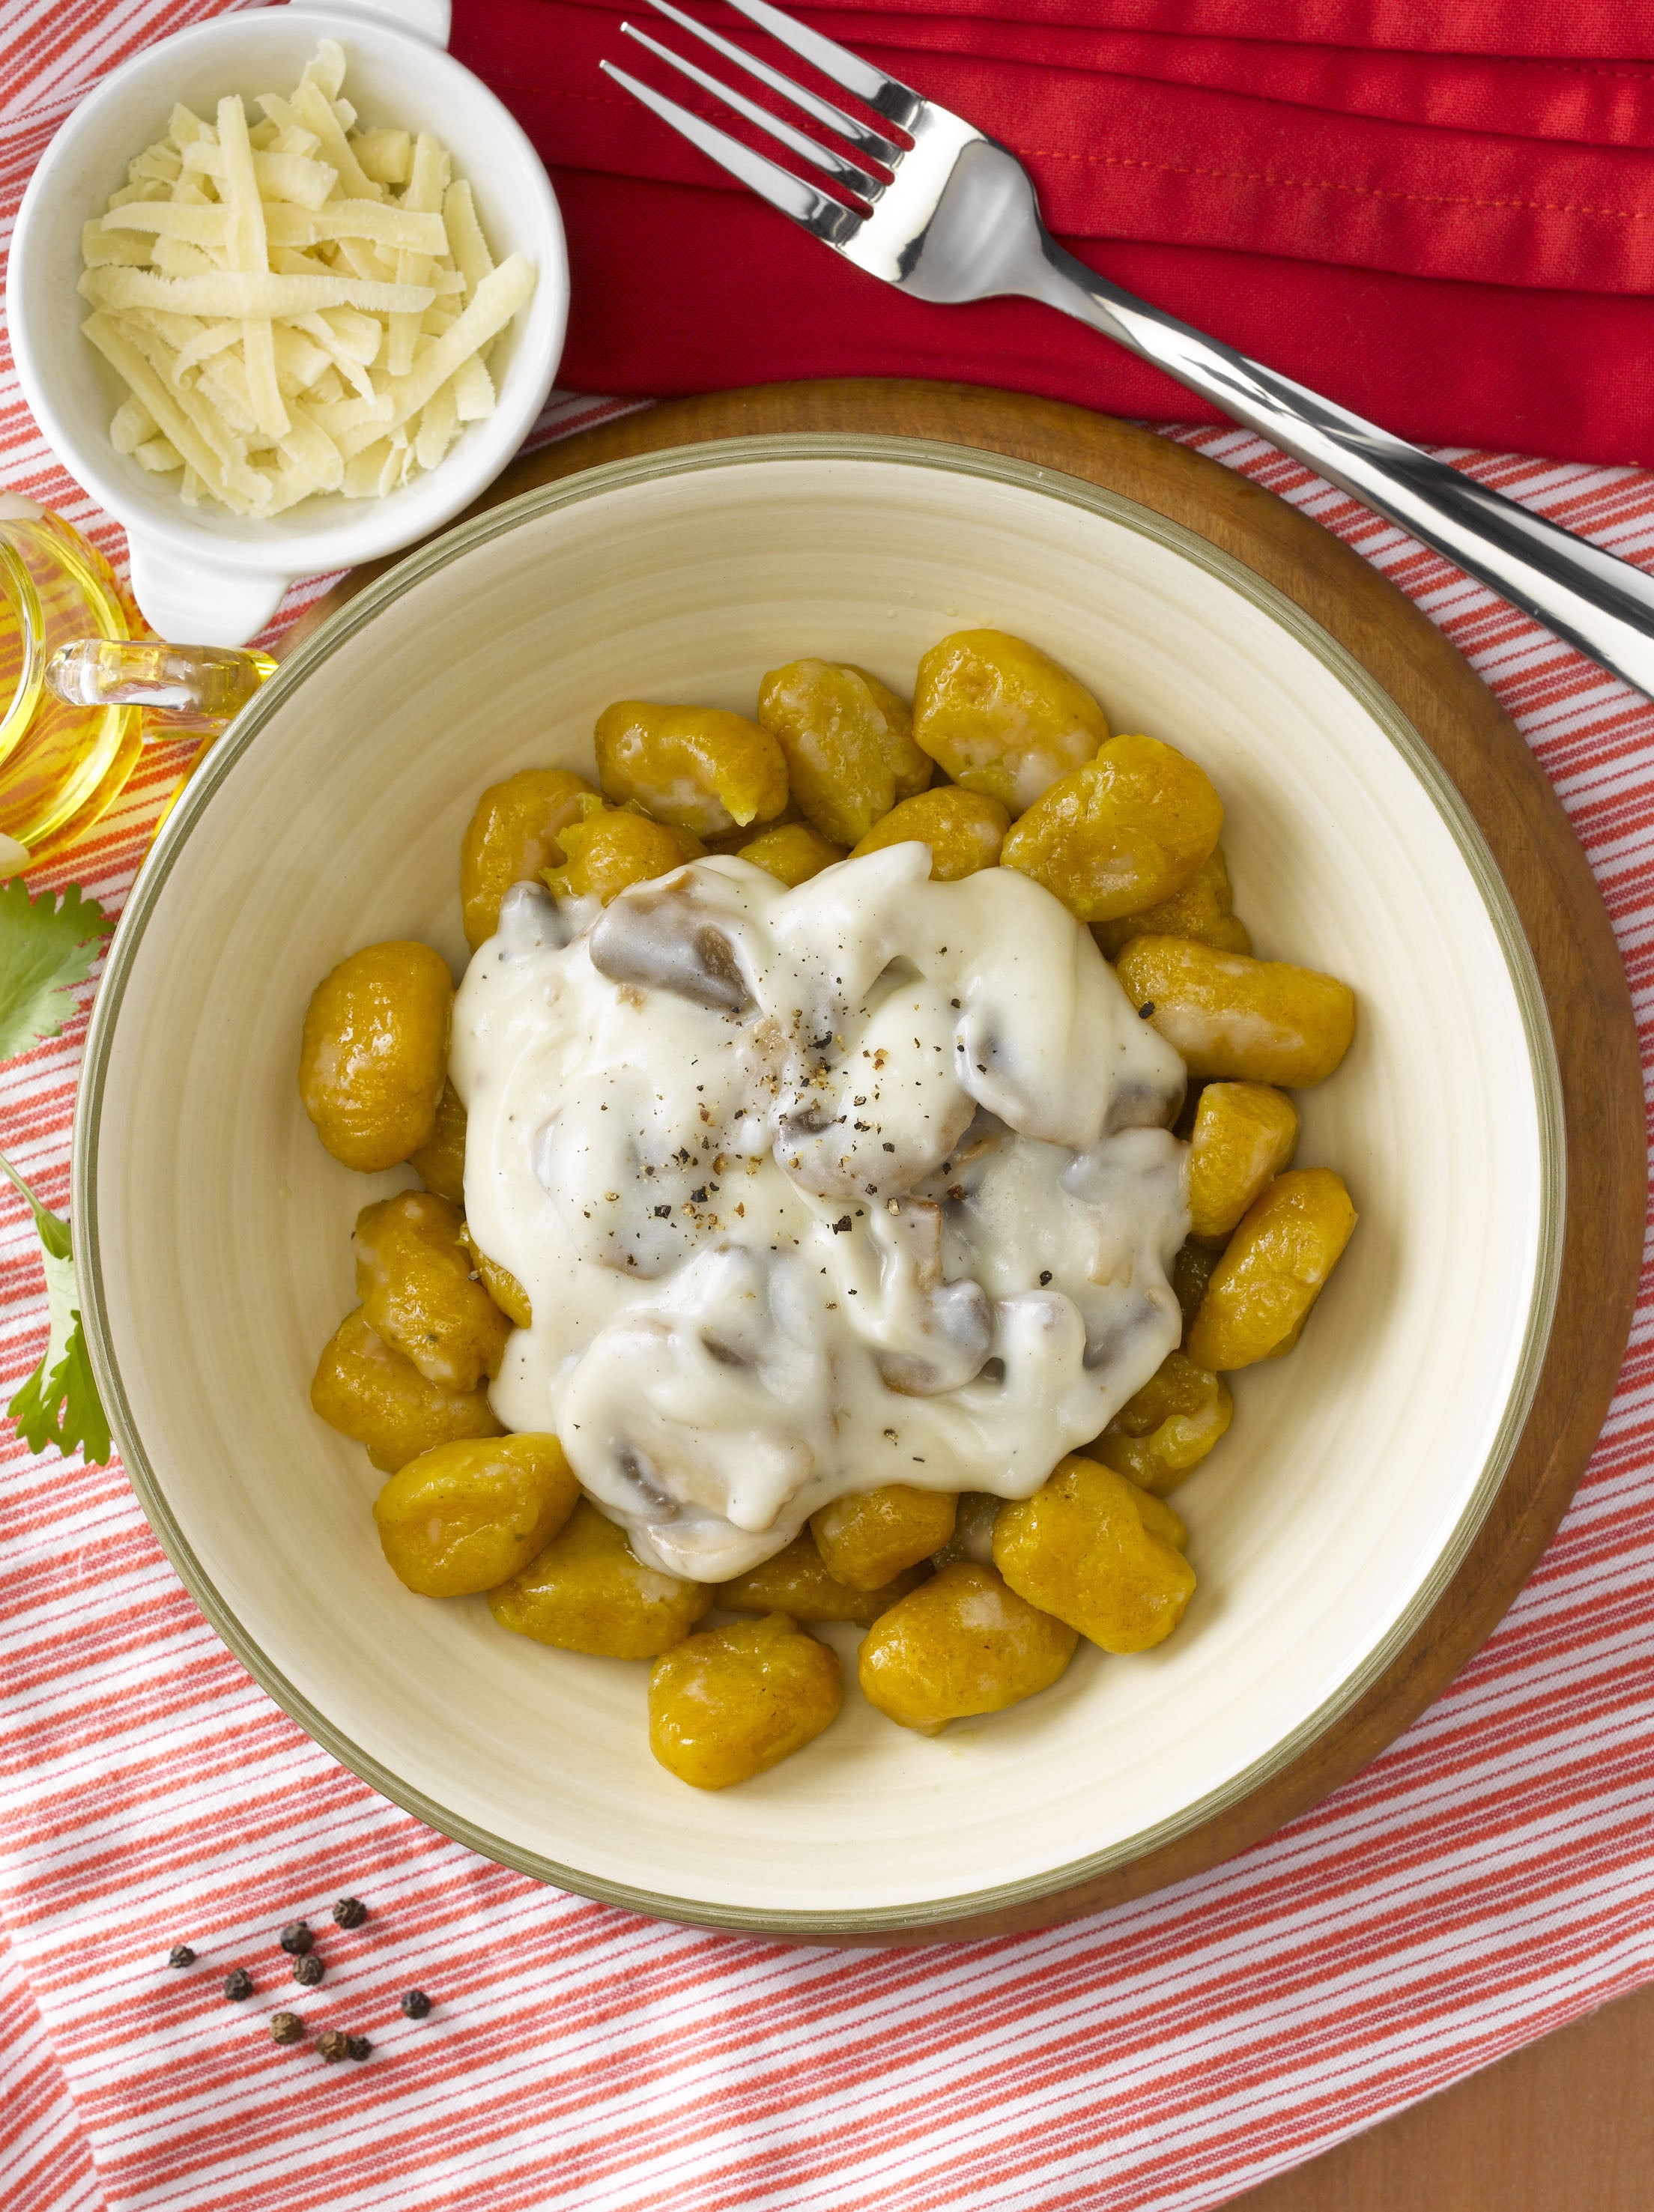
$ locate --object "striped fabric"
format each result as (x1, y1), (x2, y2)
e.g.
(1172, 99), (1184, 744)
(3, 5), (1653, 2208)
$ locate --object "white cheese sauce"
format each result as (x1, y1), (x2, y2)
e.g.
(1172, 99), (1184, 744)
(451, 844), (1190, 1581)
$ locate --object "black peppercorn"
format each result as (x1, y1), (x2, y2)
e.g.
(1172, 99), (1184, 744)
(1138, 1001), (1155, 1019)
(168, 1945), (196, 1969)
(291, 1952), (324, 1987)
(316, 2028), (350, 2064)
(270, 2011), (303, 2046)
(331, 1897), (367, 1929)
(346, 2034), (372, 2061)
(223, 1968), (253, 2002)
(399, 1989), (432, 2020)
(279, 1921), (313, 1956)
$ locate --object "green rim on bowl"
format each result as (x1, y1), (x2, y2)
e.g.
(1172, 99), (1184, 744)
(73, 434), (1566, 1936)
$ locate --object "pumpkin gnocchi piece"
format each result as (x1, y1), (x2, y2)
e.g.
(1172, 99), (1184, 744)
(912, 629), (1109, 811)
(1094, 1352), (1233, 1497)
(735, 818), (846, 887)
(1186, 1167), (1357, 1370)
(354, 1190), (509, 1391)
(1001, 735), (1224, 924)
(372, 1434), (578, 1597)
(649, 1612), (843, 1790)
(756, 658), (931, 846)
(299, 939), (451, 1172)
(858, 1563), (1078, 1736)
(848, 785), (1010, 881)
(541, 799), (705, 905)
(594, 701), (788, 838)
(993, 1455), (1195, 1652)
(459, 1223), (532, 1328)
(409, 1078), (467, 1205)
(461, 768), (596, 951)
(1092, 846), (1250, 960)
(488, 1497), (711, 1658)
(1187, 1082), (1300, 1243)
(1115, 936), (1356, 1086)
(810, 1485), (959, 1592)
(715, 1532), (926, 1625)
(311, 1307), (504, 1473)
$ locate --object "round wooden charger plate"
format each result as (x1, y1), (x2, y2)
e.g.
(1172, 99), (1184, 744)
(294, 381), (1644, 1940)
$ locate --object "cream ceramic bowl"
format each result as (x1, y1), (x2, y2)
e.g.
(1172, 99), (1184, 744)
(75, 439), (1562, 1936)
(7, 0), (566, 646)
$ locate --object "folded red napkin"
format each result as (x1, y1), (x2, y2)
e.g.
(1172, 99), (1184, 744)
(454, 0), (1654, 464)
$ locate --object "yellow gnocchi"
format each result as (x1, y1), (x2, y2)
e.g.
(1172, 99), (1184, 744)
(1115, 936), (1355, 1086)
(1186, 1169), (1357, 1370)
(1001, 735), (1223, 923)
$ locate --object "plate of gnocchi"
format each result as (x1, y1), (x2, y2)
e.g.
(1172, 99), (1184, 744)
(75, 428), (1563, 1933)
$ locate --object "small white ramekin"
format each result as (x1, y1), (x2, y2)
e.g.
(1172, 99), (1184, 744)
(7, 0), (568, 645)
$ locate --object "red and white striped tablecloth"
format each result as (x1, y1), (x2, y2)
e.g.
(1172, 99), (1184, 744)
(4, 6), (1654, 2209)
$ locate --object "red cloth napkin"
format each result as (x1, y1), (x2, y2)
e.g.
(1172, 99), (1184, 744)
(452, 0), (1654, 464)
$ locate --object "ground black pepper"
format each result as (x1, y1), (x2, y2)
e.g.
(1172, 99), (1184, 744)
(291, 1952), (324, 1987)
(316, 2028), (350, 2063)
(270, 2012), (303, 2046)
(167, 1945), (196, 1969)
(1138, 1002), (1155, 1018)
(331, 1897), (367, 1929)
(279, 1921), (313, 1955)
(223, 1968), (253, 2002)
(399, 1989), (432, 2019)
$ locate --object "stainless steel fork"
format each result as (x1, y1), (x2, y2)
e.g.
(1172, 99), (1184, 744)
(602, 0), (1654, 701)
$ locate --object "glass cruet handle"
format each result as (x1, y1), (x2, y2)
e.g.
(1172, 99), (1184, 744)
(45, 636), (276, 736)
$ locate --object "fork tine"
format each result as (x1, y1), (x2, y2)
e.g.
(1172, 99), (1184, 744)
(599, 60), (863, 246)
(641, 0), (903, 169)
(718, 0), (922, 128)
(620, 22), (884, 195)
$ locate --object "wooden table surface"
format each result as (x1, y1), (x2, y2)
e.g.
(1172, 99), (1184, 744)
(1224, 1981), (1654, 2208)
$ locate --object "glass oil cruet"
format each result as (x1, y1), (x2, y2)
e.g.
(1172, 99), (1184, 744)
(0, 492), (273, 869)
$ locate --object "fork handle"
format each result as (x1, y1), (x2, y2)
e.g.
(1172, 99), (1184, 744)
(1031, 240), (1654, 699)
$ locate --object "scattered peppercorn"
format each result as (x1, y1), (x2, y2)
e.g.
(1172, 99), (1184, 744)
(279, 1920), (314, 1955)
(347, 2034), (372, 2061)
(168, 1945), (196, 1969)
(399, 1989), (432, 2019)
(1038, 1270), (1052, 1286)
(223, 1968), (253, 2002)
(291, 1953), (324, 1987)
(317, 2028), (350, 2063)
(1138, 1002), (1154, 1019)
(270, 2011), (304, 2046)
(331, 1897), (367, 1929)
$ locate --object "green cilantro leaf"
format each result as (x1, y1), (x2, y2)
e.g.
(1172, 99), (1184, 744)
(1, 1152), (112, 1465)
(0, 879), (113, 1063)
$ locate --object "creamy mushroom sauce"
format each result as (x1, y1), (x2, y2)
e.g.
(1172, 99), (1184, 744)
(451, 844), (1190, 1581)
